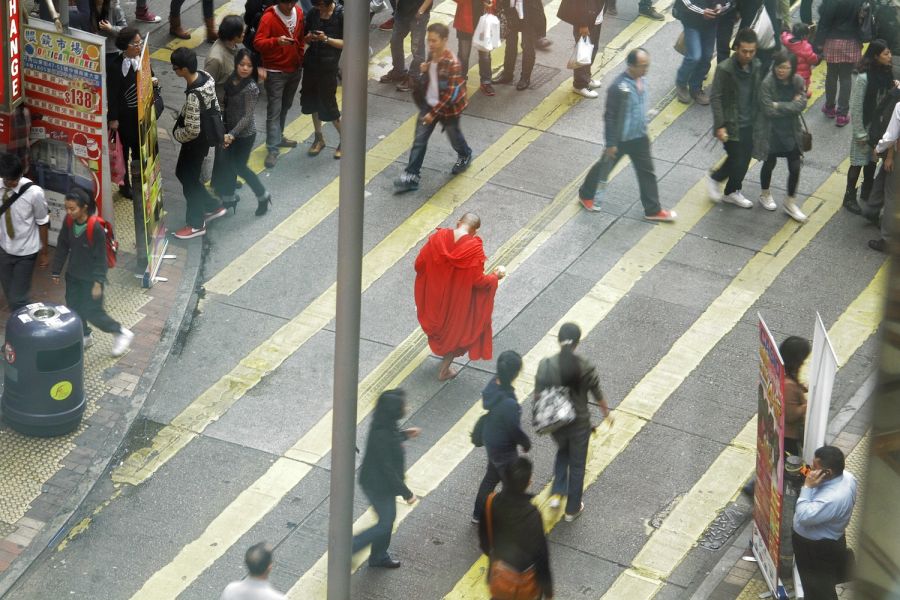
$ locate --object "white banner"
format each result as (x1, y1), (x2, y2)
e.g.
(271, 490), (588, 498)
(804, 312), (837, 465)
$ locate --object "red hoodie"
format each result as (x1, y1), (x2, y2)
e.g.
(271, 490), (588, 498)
(255, 5), (304, 72)
(781, 30), (819, 84)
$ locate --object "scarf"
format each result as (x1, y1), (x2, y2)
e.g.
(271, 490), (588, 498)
(863, 65), (894, 127)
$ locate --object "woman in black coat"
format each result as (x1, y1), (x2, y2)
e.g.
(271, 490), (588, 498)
(351, 389), (419, 568)
(107, 27), (145, 199)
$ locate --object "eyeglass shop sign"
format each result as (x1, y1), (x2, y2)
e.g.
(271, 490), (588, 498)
(1, 0), (25, 110)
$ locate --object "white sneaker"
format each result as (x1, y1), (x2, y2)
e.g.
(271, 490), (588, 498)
(83, 333), (94, 349)
(758, 190), (777, 211)
(549, 496), (561, 509)
(783, 197), (808, 222)
(564, 502), (585, 522)
(706, 175), (724, 202)
(111, 328), (134, 357)
(574, 87), (599, 99)
(587, 79), (602, 90)
(723, 191), (753, 208)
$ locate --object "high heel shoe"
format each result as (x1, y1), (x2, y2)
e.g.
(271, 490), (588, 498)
(255, 193), (272, 216)
(222, 193), (240, 214)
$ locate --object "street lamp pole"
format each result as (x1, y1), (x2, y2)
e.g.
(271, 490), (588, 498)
(326, 0), (367, 595)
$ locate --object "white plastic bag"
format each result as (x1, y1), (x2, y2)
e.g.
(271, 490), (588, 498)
(749, 5), (776, 49)
(472, 13), (501, 52)
(566, 36), (594, 69)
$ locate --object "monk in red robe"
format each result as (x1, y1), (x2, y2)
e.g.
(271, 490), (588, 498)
(414, 213), (506, 381)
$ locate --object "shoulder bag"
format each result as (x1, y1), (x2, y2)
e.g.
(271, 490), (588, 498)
(485, 493), (541, 600)
(532, 358), (576, 434)
(0, 183), (35, 219)
(799, 113), (812, 152)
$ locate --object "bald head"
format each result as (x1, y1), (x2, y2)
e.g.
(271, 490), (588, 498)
(457, 212), (481, 233)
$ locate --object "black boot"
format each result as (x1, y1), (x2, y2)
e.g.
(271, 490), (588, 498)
(255, 192), (272, 216)
(842, 189), (862, 215)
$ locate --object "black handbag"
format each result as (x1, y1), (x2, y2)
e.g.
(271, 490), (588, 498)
(153, 86), (164, 118)
(799, 114), (812, 153)
(471, 413), (487, 447)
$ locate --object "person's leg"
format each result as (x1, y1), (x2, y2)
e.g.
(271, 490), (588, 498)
(64, 275), (91, 336)
(723, 128), (754, 194)
(201, 0), (212, 18)
(564, 425), (591, 514)
(0, 249), (14, 307)
(711, 140), (738, 183)
(210, 144), (229, 197)
(572, 25), (590, 90)
(836, 62), (853, 116)
(760, 155), (777, 191)
(232, 135), (267, 197)
(264, 72), (287, 152)
(367, 492), (398, 562)
(81, 284), (124, 334)
(716, 14), (735, 63)
(405, 112), (438, 176)
(676, 25), (702, 90)
(177, 142), (211, 228)
(443, 117), (472, 159)
(409, 12), (429, 74)
(169, 0), (184, 18)
(578, 153), (617, 200)
(520, 20), (537, 82)
(477, 49), (492, 84)
(501, 24), (519, 77)
(786, 152), (801, 197)
(860, 161), (877, 202)
(846, 165), (862, 194)
(389, 14), (411, 76)
(279, 70), (302, 139)
(799, 0), (813, 23)
(880, 162), (898, 241)
(473, 458), (502, 521)
(824, 61), (837, 111)
(457, 32), (473, 76)
(625, 136), (662, 215)
(551, 429), (571, 496)
(7, 252), (37, 311)
(690, 23), (716, 92)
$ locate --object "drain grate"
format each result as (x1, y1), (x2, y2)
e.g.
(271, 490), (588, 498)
(494, 59), (560, 90)
(698, 505), (748, 550)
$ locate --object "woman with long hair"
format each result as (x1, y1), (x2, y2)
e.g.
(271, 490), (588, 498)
(472, 350), (530, 524)
(844, 40), (898, 214)
(221, 49), (272, 216)
(301, 0), (344, 158)
(352, 389), (419, 568)
(535, 323), (612, 522)
(753, 50), (809, 222)
(780, 336), (810, 457)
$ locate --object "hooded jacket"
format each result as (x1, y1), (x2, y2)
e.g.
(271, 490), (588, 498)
(254, 4), (305, 72)
(173, 70), (219, 144)
(780, 31), (819, 83)
(481, 378), (531, 456)
(359, 391), (415, 500)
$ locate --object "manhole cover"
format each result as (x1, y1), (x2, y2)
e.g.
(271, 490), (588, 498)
(495, 60), (560, 90)
(698, 505), (748, 550)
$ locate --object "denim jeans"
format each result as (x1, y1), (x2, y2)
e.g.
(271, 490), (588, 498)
(457, 32), (493, 84)
(405, 110), (472, 176)
(579, 136), (661, 215)
(176, 138), (220, 228)
(551, 422), (592, 515)
(0, 249), (37, 311)
(352, 489), (397, 563)
(572, 24), (602, 90)
(264, 70), (302, 151)
(390, 12), (428, 76)
(472, 447), (518, 521)
(676, 22), (716, 91)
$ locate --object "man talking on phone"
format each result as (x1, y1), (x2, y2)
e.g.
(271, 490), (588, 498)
(792, 445), (858, 600)
(255, 0), (305, 169)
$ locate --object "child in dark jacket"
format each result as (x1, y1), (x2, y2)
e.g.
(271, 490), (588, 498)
(50, 188), (133, 357)
(781, 23), (820, 96)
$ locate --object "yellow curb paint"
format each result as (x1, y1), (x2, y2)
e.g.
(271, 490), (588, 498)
(150, 0), (245, 63)
(441, 162), (848, 599)
(126, 81), (697, 599)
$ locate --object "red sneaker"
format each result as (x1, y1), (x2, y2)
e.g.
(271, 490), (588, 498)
(378, 17), (394, 31)
(173, 225), (206, 239)
(644, 209), (677, 222)
(579, 198), (601, 212)
(480, 83), (496, 96)
(135, 7), (161, 22)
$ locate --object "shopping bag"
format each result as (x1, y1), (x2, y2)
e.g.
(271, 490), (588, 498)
(749, 5), (776, 49)
(473, 13), (502, 52)
(566, 35), (594, 69)
(109, 130), (126, 187)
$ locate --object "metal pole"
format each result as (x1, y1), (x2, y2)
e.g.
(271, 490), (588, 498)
(326, 0), (367, 595)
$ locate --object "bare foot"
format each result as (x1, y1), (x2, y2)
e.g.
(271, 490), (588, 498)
(438, 366), (459, 381)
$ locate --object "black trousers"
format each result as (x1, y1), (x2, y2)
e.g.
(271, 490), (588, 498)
(760, 149), (802, 197)
(571, 24), (602, 90)
(0, 248), (37, 311)
(580, 136), (661, 215)
(473, 448), (517, 521)
(792, 530), (846, 600)
(176, 139), (220, 229)
(218, 135), (267, 199)
(351, 489), (397, 563)
(502, 8), (537, 82)
(825, 62), (854, 115)
(711, 126), (754, 194)
(65, 275), (122, 336)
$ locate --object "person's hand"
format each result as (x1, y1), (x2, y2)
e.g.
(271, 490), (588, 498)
(109, 119), (119, 131)
(99, 19), (112, 31)
(604, 146), (618, 158)
(702, 7), (717, 18)
(419, 61), (429, 73)
(794, 94), (804, 102)
(91, 282), (102, 300)
(223, 133), (234, 148)
(277, 35), (294, 46)
(578, 26), (589, 36)
(885, 154), (894, 173)
(405, 494), (418, 505)
(715, 127), (729, 142)
(422, 112), (435, 125)
(37, 248), (49, 268)
(50, 274), (60, 285)
(494, 265), (507, 280)
(404, 427), (422, 439)
(803, 468), (828, 488)
(258, 67), (268, 82)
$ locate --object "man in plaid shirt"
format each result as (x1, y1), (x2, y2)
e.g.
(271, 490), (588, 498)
(395, 22), (474, 193)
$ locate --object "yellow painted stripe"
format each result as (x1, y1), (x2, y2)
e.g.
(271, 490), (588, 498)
(114, 2), (674, 490)
(602, 262), (886, 599)
(150, 0), (245, 63)
(438, 161), (847, 599)
(203, 0), (669, 296)
(127, 85), (694, 599)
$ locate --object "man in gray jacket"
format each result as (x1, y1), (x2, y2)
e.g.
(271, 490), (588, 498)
(171, 47), (227, 240)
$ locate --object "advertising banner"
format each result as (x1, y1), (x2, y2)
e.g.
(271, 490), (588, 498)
(752, 315), (787, 598)
(21, 19), (109, 245)
(135, 40), (167, 285)
(805, 313), (838, 465)
(1, 0), (25, 111)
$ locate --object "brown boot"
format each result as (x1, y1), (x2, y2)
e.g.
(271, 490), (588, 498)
(169, 16), (190, 39)
(205, 17), (218, 43)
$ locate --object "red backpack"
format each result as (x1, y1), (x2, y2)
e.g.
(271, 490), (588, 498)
(65, 214), (119, 268)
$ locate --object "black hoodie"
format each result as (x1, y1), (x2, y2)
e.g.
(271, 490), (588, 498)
(481, 378), (531, 456)
(359, 390), (414, 500)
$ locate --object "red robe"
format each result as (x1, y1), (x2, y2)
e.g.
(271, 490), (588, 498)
(414, 228), (499, 360)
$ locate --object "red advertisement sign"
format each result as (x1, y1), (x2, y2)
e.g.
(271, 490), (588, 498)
(1, 0), (25, 110)
(21, 20), (108, 244)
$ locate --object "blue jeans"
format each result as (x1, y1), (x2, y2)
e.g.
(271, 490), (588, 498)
(405, 110), (471, 176)
(676, 22), (716, 91)
(551, 422), (591, 515)
(390, 11), (428, 76)
(352, 488), (397, 563)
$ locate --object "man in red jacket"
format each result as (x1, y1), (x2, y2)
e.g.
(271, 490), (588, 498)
(414, 212), (506, 381)
(255, 0), (305, 169)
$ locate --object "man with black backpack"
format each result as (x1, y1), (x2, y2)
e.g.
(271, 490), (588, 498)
(171, 47), (227, 240)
